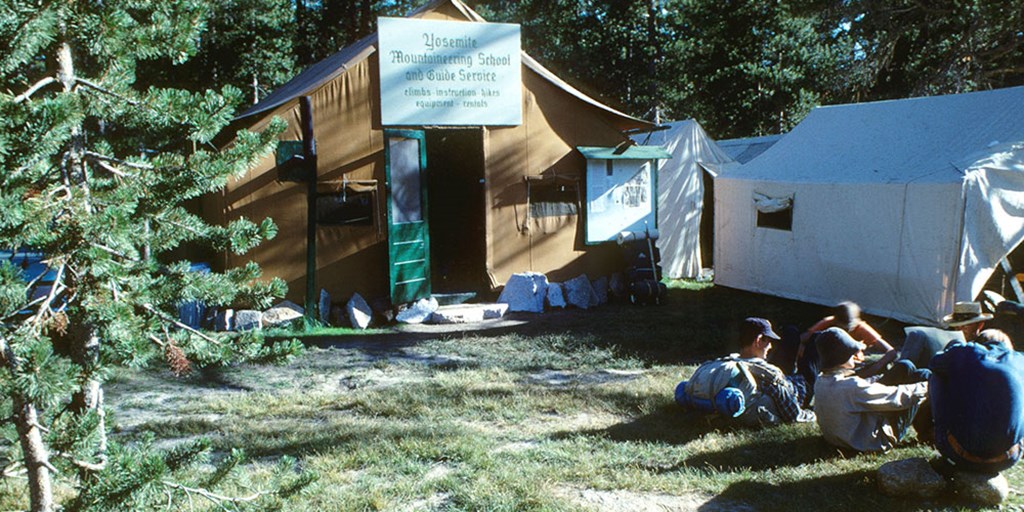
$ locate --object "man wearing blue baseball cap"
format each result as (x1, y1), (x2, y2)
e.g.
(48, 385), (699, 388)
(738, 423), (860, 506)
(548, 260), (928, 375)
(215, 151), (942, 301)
(677, 317), (814, 426)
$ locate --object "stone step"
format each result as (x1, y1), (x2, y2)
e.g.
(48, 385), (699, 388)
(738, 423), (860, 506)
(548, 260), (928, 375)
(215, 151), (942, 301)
(429, 303), (509, 324)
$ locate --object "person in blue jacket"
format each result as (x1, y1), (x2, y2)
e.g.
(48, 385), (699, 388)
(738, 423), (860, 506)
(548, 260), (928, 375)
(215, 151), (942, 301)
(931, 302), (1024, 474)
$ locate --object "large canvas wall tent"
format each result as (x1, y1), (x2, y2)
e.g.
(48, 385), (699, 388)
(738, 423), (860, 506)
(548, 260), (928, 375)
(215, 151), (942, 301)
(632, 120), (733, 279)
(204, 0), (655, 309)
(714, 86), (1024, 325)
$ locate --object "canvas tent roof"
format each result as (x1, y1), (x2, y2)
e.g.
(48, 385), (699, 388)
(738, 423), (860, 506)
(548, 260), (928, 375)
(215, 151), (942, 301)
(726, 86), (1024, 183)
(634, 120), (733, 278)
(716, 134), (782, 164)
(714, 86), (1024, 325)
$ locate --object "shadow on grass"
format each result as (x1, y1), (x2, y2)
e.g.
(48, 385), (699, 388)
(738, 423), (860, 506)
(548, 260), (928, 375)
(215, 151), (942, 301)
(677, 433), (839, 472)
(699, 471), (948, 512)
(550, 402), (718, 446)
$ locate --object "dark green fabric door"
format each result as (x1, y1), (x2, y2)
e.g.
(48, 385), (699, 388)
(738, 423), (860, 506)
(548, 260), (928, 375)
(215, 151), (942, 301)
(384, 130), (430, 304)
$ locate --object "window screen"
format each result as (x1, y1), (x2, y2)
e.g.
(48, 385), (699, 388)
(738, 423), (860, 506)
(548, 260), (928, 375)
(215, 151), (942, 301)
(529, 183), (578, 218)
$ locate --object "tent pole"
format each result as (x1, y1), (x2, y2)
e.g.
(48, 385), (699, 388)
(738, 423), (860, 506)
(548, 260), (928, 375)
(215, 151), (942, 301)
(300, 96), (318, 324)
(1000, 257), (1024, 303)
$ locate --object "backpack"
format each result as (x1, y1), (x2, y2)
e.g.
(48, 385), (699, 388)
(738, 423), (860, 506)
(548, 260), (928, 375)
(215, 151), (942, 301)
(675, 356), (782, 426)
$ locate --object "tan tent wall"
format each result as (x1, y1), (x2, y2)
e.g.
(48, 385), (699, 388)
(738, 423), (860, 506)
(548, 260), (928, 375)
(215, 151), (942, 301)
(205, 0), (649, 304)
(483, 68), (634, 286)
(205, 55), (389, 304)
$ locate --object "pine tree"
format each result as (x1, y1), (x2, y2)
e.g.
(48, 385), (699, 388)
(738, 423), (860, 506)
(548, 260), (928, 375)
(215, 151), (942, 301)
(136, 0), (298, 107)
(0, 1), (308, 509)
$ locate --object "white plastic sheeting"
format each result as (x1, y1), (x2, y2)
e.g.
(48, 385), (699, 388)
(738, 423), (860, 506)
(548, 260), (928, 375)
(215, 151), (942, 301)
(634, 120), (733, 278)
(715, 86), (1024, 325)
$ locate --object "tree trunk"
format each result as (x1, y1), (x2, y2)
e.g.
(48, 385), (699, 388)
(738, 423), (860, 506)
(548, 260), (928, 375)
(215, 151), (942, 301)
(1, 336), (54, 512)
(14, 397), (55, 512)
(59, 32), (108, 472)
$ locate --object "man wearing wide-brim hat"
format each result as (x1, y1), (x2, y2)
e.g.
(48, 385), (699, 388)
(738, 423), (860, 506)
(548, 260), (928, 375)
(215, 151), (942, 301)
(942, 301), (993, 341)
(931, 301), (1024, 481)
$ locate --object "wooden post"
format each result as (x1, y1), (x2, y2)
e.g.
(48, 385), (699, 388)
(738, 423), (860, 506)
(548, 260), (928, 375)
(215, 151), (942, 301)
(300, 96), (318, 323)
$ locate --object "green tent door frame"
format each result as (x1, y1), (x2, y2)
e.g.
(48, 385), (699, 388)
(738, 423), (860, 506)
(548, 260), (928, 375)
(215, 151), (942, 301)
(384, 129), (431, 304)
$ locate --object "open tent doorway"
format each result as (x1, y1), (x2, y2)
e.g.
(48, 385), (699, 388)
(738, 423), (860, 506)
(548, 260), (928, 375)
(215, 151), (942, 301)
(699, 164), (715, 270)
(426, 128), (488, 294)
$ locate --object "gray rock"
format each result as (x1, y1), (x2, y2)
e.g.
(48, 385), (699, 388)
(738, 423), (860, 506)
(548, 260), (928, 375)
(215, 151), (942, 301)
(546, 283), (566, 309)
(396, 296), (439, 324)
(564, 274), (595, 309)
(214, 309), (233, 332)
(877, 457), (946, 499)
(591, 276), (608, 306)
(497, 272), (548, 313)
(262, 300), (304, 327)
(346, 293), (373, 330)
(318, 289), (331, 324)
(954, 471), (1009, 506)
(234, 309), (262, 331)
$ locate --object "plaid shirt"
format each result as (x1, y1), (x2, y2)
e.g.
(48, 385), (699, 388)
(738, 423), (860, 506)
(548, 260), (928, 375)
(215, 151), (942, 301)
(746, 359), (816, 423)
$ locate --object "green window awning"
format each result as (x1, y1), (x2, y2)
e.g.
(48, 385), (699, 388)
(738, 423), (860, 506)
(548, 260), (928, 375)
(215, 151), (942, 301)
(576, 145), (672, 160)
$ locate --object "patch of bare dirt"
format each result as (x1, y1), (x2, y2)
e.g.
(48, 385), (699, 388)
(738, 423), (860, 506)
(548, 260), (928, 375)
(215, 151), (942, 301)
(554, 485), (756, 512)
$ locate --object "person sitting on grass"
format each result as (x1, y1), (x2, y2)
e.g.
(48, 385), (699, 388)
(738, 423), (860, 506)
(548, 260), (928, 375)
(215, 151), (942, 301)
(978, 328), (1014, 350)
(814, 327), (931, 452)
(677, 317), (814, 426)
(802, 301), (898, 378)
(930, 302), (1024, 476)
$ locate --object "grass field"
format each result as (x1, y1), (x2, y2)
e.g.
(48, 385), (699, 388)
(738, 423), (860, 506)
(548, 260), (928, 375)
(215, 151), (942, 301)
(5, 283), (1020, 510)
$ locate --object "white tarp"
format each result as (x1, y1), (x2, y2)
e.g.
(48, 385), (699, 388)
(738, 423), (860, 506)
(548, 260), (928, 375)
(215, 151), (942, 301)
(714, 86), (1024, 325)
(634, 120), (733, 278)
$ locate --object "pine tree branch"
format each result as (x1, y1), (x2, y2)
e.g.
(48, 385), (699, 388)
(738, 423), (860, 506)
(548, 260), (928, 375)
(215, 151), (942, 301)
(162, 480), (274, 507)
(74, 77), (139, 106)
(89, 159), (128, 178)
(142, 304), (221, 346)
(29, 263), (65, 326)
(83, 151), (154, 171)
(148, 334), (165, 348)
(53, 452), (106, 472)
(13, 76), (58, 103)
(1, 294), (47, 324)
(91, 243), (138, 262)
(1, 460), (26, 479)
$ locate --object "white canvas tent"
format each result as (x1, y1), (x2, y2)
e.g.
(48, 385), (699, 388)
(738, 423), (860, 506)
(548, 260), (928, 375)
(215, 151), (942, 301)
(634, 120), (733, 278)
(714, 86), (1024, 325)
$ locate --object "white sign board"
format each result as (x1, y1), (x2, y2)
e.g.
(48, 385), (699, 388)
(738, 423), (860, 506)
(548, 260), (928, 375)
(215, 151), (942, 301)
(586, 160), (656, 243)
(378, 17), (522, 126)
